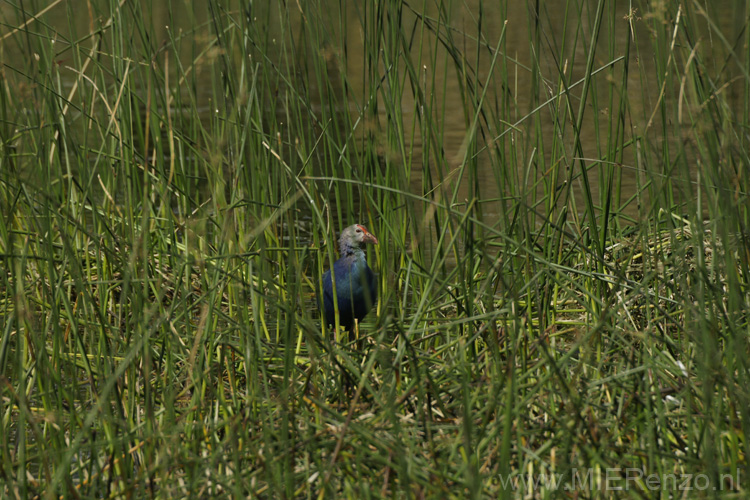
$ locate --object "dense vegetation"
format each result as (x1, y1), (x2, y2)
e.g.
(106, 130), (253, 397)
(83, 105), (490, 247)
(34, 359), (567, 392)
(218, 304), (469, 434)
(1, 1), (748, 498)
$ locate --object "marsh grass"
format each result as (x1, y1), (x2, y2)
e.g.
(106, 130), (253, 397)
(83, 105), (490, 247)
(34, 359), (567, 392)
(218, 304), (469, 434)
(1, 0), (749, 498)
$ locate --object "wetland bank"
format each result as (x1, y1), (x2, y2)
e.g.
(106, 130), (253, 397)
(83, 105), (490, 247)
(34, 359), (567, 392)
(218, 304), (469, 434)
(1, 1), (748, 498)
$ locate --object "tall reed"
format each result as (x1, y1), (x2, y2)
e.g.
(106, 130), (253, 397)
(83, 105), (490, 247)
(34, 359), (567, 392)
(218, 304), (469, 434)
(1, 0), (748, 497)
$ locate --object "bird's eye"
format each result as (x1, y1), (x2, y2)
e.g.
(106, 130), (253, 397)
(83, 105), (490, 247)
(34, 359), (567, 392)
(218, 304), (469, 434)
(356, 228), (362, 233)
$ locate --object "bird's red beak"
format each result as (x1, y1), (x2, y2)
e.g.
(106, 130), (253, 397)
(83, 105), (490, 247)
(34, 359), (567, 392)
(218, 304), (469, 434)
(358, 225), (378, 245)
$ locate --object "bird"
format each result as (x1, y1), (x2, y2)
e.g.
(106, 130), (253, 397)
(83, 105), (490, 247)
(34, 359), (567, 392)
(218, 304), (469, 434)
(320, 224), (378, 331)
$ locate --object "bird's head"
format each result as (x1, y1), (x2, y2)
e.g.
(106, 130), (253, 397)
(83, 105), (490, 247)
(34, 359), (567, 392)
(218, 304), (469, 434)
(339, 224), (378, 254)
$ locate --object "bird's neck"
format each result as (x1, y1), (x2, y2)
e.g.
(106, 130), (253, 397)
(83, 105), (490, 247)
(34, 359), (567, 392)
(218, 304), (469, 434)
(340, 244), (365, 260)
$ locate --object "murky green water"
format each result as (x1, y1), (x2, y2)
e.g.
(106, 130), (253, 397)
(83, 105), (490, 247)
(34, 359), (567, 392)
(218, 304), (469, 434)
(1, 1), (741, 220)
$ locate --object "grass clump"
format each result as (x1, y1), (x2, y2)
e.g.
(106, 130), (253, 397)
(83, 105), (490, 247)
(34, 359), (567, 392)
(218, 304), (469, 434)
(1, 0), (749, 498)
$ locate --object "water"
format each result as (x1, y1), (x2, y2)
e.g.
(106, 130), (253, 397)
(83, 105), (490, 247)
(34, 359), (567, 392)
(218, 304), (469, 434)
(1, 0), (741, 223)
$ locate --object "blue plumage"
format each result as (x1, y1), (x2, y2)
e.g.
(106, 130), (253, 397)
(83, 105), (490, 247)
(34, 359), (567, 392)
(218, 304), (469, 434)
(321, 224), (378, 331)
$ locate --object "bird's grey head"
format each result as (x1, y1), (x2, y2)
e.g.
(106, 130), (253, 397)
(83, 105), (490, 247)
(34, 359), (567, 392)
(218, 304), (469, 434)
(339, 224), (378, 255)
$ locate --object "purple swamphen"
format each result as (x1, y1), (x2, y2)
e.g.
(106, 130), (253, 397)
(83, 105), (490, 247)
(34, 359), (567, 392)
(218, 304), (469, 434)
(321, 224), (378, 331)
